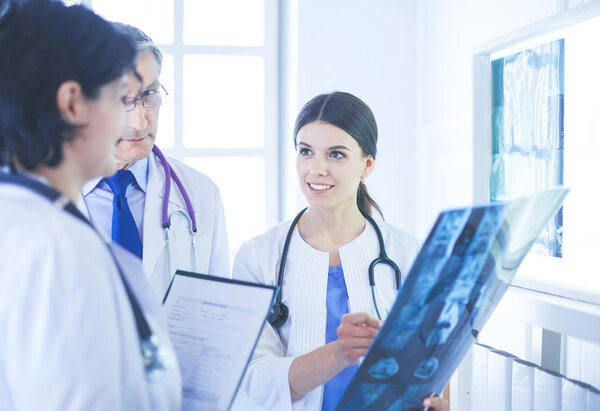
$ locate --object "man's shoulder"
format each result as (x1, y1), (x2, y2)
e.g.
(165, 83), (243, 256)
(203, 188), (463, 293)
(153, 153), (219, 190)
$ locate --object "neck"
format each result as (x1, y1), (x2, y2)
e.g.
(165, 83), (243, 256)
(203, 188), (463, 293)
(299, 204), (365, 241)
(33, 148), (87, 204)
(116, 161), (133, 170)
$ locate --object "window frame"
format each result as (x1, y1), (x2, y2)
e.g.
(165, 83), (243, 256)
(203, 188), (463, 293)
(87, 0), (281, 254)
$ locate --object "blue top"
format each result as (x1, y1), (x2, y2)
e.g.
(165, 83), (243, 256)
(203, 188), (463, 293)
(321, 263), (358, 411)
(297, 231), (358, 410)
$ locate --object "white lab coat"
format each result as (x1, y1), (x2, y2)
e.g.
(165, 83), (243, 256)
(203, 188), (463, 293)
(79, 152), (231, 299)
(232, 218), (419, 411)
(0, 182), (181, 410)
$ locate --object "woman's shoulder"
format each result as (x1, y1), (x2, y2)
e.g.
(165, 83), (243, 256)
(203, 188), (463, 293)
(1, 188), (90, 243)
(376, 219), (419, 249)
(239, 219), (294, 251)
(233, 219), (295, 283)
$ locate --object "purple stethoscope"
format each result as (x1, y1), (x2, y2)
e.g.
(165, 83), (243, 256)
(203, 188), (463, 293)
(152, 145), (198, 279)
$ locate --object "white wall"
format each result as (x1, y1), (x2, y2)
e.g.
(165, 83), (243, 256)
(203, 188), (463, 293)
(284, 0), (418, 235)
(415, 0), (559, 238)
(415, 0), (600, 402)
(286, 0), (563, 237)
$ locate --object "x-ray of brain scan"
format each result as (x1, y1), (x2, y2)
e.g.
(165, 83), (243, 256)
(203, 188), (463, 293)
(335, 189), (568, 410)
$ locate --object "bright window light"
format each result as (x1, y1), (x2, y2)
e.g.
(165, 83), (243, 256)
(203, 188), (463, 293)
(184, 157), (266, 258)
(183, 55), (265, 149)
(91, 0), (174, 44)
(183, 0), (264, 46)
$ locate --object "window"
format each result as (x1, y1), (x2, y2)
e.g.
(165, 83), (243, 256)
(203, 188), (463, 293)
(474, 15), (600, 305)
(490, 39), (564, 258)
(90, 0), (279, 258)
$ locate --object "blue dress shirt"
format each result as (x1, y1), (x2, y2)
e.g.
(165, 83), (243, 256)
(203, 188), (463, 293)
(82, 157), (148, 244)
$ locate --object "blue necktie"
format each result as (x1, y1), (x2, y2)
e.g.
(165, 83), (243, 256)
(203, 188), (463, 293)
(106, 170), (142, 258)
(322, 264), (358, 411)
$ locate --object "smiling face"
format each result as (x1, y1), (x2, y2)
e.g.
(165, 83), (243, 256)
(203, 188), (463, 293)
(115, 50), (160, 169)
(296, 121), (374, 212)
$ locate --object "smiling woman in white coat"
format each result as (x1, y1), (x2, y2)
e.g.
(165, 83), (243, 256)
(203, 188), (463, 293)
(233, 92), (449, 411)
(0, 1), (180, 409)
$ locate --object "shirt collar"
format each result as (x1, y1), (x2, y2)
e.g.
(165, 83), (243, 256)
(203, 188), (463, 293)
(128, 156), (148, 192)
(82, 156), (149, 196)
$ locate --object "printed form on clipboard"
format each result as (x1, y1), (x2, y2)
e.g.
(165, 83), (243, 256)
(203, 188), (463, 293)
(163, 271), (276, 411)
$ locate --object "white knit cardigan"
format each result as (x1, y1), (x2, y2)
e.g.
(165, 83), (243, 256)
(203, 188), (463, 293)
(232, 217), (419, 411)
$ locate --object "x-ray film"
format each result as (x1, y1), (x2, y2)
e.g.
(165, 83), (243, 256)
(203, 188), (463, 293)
(336, 188), (569, 411)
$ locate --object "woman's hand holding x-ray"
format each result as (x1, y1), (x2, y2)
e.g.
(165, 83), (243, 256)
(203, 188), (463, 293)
(334, 313), (450, 410)
(334, 312), (381, 368)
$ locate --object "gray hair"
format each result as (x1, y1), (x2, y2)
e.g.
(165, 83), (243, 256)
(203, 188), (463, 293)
(112, 22), (163, 74)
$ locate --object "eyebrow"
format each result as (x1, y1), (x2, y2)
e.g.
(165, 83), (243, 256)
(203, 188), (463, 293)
(142, 80), (160, 93)
(298, 142), (351, 151)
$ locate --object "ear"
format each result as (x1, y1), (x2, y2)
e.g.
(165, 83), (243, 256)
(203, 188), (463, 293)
(361, 155), (375, 180)
(56, 80), (86, 125)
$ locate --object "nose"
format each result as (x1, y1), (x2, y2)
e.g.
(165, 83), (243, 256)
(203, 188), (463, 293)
(127, 102), (148, 131)
(308, 156), (327, 176)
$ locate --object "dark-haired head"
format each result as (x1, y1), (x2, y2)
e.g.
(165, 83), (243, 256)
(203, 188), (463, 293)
(0, 0), (137, 171)
(293, 91), (383, 217)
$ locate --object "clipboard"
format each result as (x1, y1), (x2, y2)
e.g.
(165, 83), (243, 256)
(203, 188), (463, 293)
(163, 271), (276, 411)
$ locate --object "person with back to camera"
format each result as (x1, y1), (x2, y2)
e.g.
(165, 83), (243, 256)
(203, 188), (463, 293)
(233, 91), (449, 410)
(0, 1), (180, 409)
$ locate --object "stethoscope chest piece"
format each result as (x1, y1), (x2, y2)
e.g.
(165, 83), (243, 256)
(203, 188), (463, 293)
(141, 333), (176, 382)
(267, 300), (289, 329)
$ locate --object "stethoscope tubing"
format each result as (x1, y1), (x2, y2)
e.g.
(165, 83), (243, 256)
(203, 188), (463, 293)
(274, 207), (308, 307)
(152, 146), (198, 281)
(152, 145), (197, 231)
(270, 207), (402, 327)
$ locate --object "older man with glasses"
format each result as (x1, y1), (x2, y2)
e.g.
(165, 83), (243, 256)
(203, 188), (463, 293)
(80, 24), (231, 298)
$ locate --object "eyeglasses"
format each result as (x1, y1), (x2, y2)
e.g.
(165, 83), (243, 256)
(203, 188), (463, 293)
(123, 84), (168, 112)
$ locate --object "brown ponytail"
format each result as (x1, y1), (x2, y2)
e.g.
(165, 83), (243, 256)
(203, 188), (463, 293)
(357, 181), (384, 219)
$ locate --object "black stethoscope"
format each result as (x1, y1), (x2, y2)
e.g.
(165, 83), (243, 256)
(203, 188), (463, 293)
(0, 172), (165, 381)
(267, 207), (402, 329)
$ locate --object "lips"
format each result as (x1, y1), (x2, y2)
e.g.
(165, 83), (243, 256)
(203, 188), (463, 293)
(118, 134), (151, 143)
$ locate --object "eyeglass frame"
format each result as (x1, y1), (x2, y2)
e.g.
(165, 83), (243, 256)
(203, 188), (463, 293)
(123, 84), (168, 112)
